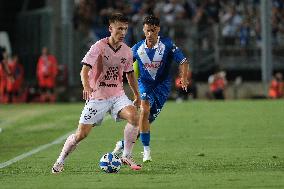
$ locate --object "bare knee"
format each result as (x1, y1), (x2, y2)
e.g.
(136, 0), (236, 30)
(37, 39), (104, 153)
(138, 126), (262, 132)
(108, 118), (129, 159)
(119, 105), (140, 126)
(140, 103), (150, 117)
(128, 112), (139, 126)
(75, 124), (92, 142)
(126, 107), (139, 126)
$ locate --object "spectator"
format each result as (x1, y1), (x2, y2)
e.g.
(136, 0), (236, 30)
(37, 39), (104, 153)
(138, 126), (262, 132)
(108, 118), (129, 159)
(175, 70), (197, 102)
(73, 0), (96, 35)
(36, 47), (58, 103)
(239, 18), (251, 55)
(208, 71), (227, 100)
(268, 72), (284, 99)
(6, 54), (24, 103)
(0, 46), (13, 103)
(163, 0), (185, 25)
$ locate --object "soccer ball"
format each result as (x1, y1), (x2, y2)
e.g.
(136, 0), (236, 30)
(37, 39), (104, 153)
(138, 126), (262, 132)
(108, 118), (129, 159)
(99, 152), (122, 173)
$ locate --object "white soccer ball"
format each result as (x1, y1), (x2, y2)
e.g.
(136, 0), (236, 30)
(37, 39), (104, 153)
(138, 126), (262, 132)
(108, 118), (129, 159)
(99, 152), (122, 173)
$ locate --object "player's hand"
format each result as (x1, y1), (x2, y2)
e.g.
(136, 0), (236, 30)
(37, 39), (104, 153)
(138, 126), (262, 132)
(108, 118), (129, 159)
(133, 95), (141, 108)
(180, 77), (189, 92)
(83, 86), (93, 100)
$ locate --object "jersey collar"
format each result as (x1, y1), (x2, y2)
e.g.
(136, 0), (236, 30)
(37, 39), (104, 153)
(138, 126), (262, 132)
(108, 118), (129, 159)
(144, 36), (160, 49)
(105, 37), (122, 53)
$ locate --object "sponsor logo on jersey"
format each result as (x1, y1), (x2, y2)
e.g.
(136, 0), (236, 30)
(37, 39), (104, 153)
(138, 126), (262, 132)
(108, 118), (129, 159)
(143, 61), (162, 69)
(99, 82), (118, 87)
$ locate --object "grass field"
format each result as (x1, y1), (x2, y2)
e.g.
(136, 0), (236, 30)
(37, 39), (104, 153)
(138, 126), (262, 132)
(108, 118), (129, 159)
(0, 100), (284, 189)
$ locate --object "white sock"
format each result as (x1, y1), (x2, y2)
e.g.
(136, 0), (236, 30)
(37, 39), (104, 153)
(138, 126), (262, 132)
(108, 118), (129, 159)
(57, 134), (78, 163)
(122, 123), (139, 157)
(144, 146), (150, 153)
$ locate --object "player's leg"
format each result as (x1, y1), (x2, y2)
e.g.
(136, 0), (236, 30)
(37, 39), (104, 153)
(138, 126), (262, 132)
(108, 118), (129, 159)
(118, 105), (139, 157)
(112, 95), (141, 170)
(52, 99), (107, 173)
(139, 99), (152, 162)
(112, 100), (152, 162)
(52, 123), (93, 173)
(140, 83), (170, 162)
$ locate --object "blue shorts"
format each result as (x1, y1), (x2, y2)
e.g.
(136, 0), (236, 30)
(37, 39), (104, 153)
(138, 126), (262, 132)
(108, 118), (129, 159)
(138, 79), (171, 123)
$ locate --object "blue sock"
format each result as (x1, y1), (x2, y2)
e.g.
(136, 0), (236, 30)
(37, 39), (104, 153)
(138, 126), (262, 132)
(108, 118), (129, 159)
(140, 132), (150, 147)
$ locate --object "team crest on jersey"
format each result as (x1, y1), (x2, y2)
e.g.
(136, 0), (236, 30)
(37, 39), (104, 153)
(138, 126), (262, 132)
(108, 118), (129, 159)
(120, 57), (126, 64)
(158, 46), (164, 55)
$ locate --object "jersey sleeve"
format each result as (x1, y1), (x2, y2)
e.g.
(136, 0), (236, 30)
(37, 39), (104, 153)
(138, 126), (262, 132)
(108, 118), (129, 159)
(124, 50), (134, 73)
(169, 39), (187, 64)
(81, 42), (102, 68)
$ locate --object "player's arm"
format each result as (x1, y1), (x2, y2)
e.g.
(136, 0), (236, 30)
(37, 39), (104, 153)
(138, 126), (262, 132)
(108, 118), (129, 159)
(171, 40), (190, 92)
(80, 64), (92, 100)
(126, 71), (140, 107)
(179, 60), (190, 92)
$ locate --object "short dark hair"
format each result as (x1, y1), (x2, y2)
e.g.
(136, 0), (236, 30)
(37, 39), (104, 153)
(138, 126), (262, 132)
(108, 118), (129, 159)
(109, 13), (128, 24)
(143, 15), (160, 26)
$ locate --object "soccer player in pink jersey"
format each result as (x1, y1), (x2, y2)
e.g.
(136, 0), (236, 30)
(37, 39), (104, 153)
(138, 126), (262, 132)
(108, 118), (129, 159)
(52, 13), (141, 173)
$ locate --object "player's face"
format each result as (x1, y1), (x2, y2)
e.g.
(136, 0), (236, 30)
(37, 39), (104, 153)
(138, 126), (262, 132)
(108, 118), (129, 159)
(109, 21), (128, 43)
(143, 24), (160, 46)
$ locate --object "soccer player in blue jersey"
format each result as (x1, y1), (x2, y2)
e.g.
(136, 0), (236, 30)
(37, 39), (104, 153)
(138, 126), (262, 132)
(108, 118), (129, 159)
(113, 15), (189, 162)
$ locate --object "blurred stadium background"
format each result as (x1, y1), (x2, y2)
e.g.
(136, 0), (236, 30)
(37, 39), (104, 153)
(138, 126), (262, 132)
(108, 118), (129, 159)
(0, 0), (284, 101)
(1, 1), (284, 188)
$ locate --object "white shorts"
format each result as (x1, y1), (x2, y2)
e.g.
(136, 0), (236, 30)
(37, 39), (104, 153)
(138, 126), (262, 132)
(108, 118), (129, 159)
(79, 94), (133, 126)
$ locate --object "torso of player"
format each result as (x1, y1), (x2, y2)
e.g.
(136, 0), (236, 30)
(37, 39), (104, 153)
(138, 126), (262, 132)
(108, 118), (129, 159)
(87, 38), (132, 100)
(133, 37), (186, 84)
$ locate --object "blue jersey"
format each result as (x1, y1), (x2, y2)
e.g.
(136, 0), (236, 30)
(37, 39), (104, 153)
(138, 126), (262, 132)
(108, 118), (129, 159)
(132, 36), (186, 84)
(132, 36), (187, 122)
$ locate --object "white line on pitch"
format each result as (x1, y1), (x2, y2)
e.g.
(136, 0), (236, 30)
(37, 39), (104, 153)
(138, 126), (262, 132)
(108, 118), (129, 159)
(0, 116), (112, 169)
(0, 130), (75, 169)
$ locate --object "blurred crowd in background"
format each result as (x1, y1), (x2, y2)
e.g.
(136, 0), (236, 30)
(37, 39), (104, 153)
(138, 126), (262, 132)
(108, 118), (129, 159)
(0, 46), (60, 103)
(72, 0), (284, 101)
(73, 0), (284, 48)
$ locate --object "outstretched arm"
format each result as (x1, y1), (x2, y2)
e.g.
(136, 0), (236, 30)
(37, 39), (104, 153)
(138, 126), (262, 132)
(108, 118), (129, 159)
(126, 71), (140, 107)
(179, 61), (190, 91)
(80, 64), (92, 100)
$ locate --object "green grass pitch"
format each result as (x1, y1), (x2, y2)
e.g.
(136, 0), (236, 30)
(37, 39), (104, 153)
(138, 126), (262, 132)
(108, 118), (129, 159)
(0, 100), (284, 188)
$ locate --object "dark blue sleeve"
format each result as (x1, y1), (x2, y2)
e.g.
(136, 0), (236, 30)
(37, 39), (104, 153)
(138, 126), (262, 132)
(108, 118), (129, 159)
(169, 39), (187, 64)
